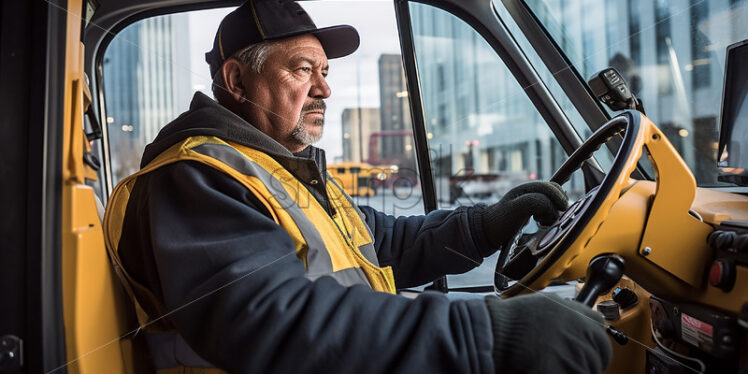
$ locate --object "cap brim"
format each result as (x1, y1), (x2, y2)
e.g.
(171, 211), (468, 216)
(311, 25), (360, 59)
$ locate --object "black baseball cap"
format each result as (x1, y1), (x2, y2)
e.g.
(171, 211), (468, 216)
(206, 0), (360, 77)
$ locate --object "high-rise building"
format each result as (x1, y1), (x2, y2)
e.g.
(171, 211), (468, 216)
(341, 108), (381, 163)
(410, 5), (554, 185)
(378, 54), (415, 169)
(103, 14), (192, 182)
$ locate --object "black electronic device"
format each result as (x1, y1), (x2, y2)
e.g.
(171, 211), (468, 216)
(649, 296), (741, 364)
(717, 39), (748, 186)
(588, 68), (645, 114)
(612, 286), (639, 310)
(647, 295), (742, 373)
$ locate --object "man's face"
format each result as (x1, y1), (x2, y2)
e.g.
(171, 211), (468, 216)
(239, 34), (330, 152)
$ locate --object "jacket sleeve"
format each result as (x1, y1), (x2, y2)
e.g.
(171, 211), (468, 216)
(118, 161), (494, 374)
(358, 205), (494, 288)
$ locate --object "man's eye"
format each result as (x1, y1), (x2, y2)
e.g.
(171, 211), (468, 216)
(299, 67), (312, 73)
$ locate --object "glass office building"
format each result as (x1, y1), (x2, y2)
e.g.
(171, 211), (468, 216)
(103, 14), (192, 182)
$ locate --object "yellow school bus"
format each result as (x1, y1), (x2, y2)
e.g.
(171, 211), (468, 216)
(327, 162), (389, 197)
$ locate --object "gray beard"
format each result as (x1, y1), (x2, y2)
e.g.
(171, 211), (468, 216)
(290, 114), (324, 145)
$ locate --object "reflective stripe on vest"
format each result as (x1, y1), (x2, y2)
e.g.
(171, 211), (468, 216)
(190, 142), (373, 287)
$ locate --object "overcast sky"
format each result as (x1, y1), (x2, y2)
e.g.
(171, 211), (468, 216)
(187, 1), (404, 160)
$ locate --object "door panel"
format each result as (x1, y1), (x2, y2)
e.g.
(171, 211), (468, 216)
(59, 0), (145, 372)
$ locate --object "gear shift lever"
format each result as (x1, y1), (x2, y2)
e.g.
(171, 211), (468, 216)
(575, 255), (629, 345)
(575, 255), (625, 307)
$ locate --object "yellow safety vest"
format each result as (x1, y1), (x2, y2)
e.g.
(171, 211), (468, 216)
(103, 135), (396, 373)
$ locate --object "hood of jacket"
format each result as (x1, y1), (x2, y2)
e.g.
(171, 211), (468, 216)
(141, 92), (327, 184)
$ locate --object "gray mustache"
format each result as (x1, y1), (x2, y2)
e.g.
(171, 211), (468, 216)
(302, 100), (326, 112)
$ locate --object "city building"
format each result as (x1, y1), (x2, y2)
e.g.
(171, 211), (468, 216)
(103, 14), (192, 182)
(410, 4), (561, 192)
(378, 54), (416, 170)
(341, 107), (381, 163)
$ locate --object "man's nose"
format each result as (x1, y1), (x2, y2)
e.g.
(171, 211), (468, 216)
(309, 73), (331, 99)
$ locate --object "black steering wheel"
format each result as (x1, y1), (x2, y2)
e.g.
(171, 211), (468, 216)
(494, 111), (643, 295)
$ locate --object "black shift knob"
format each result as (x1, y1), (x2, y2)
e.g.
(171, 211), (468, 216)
(575, 255), (625, 307)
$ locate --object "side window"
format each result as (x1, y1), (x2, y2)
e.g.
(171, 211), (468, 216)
(102, 3), (424, 216)
(409, 3), (584, 287)
(103, 12), (198, 183)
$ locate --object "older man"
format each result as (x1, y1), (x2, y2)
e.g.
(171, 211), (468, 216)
(103, 1), (611, 373)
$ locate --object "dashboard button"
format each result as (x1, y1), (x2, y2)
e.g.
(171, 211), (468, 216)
(708, 259), (735, 291)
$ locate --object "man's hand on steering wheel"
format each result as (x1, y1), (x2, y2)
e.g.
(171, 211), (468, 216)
(477, 181), (569, 256)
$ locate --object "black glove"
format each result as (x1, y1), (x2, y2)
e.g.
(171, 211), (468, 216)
(485, 293), (612, 374)
(477, 181), (568, 253)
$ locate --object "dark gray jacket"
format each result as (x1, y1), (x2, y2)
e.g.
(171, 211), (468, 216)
(117, 92), (496, 373)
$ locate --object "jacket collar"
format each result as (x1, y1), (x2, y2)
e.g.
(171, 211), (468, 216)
(141, 92), (327, 184)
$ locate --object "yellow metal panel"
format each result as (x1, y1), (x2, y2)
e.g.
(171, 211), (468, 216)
(595, 181), (748, 314)
(62, 186), (133, 373)
(637, 116), (713, 287)
(60, 0), (139, 372)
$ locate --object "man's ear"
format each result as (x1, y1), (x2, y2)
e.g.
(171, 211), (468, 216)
(222, 59), (245, 104)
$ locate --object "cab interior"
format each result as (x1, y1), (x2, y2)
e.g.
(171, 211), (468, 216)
(2, 0), (748, 373)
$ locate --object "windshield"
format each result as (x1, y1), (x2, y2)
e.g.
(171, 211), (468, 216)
(524, 0), (748, 187)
